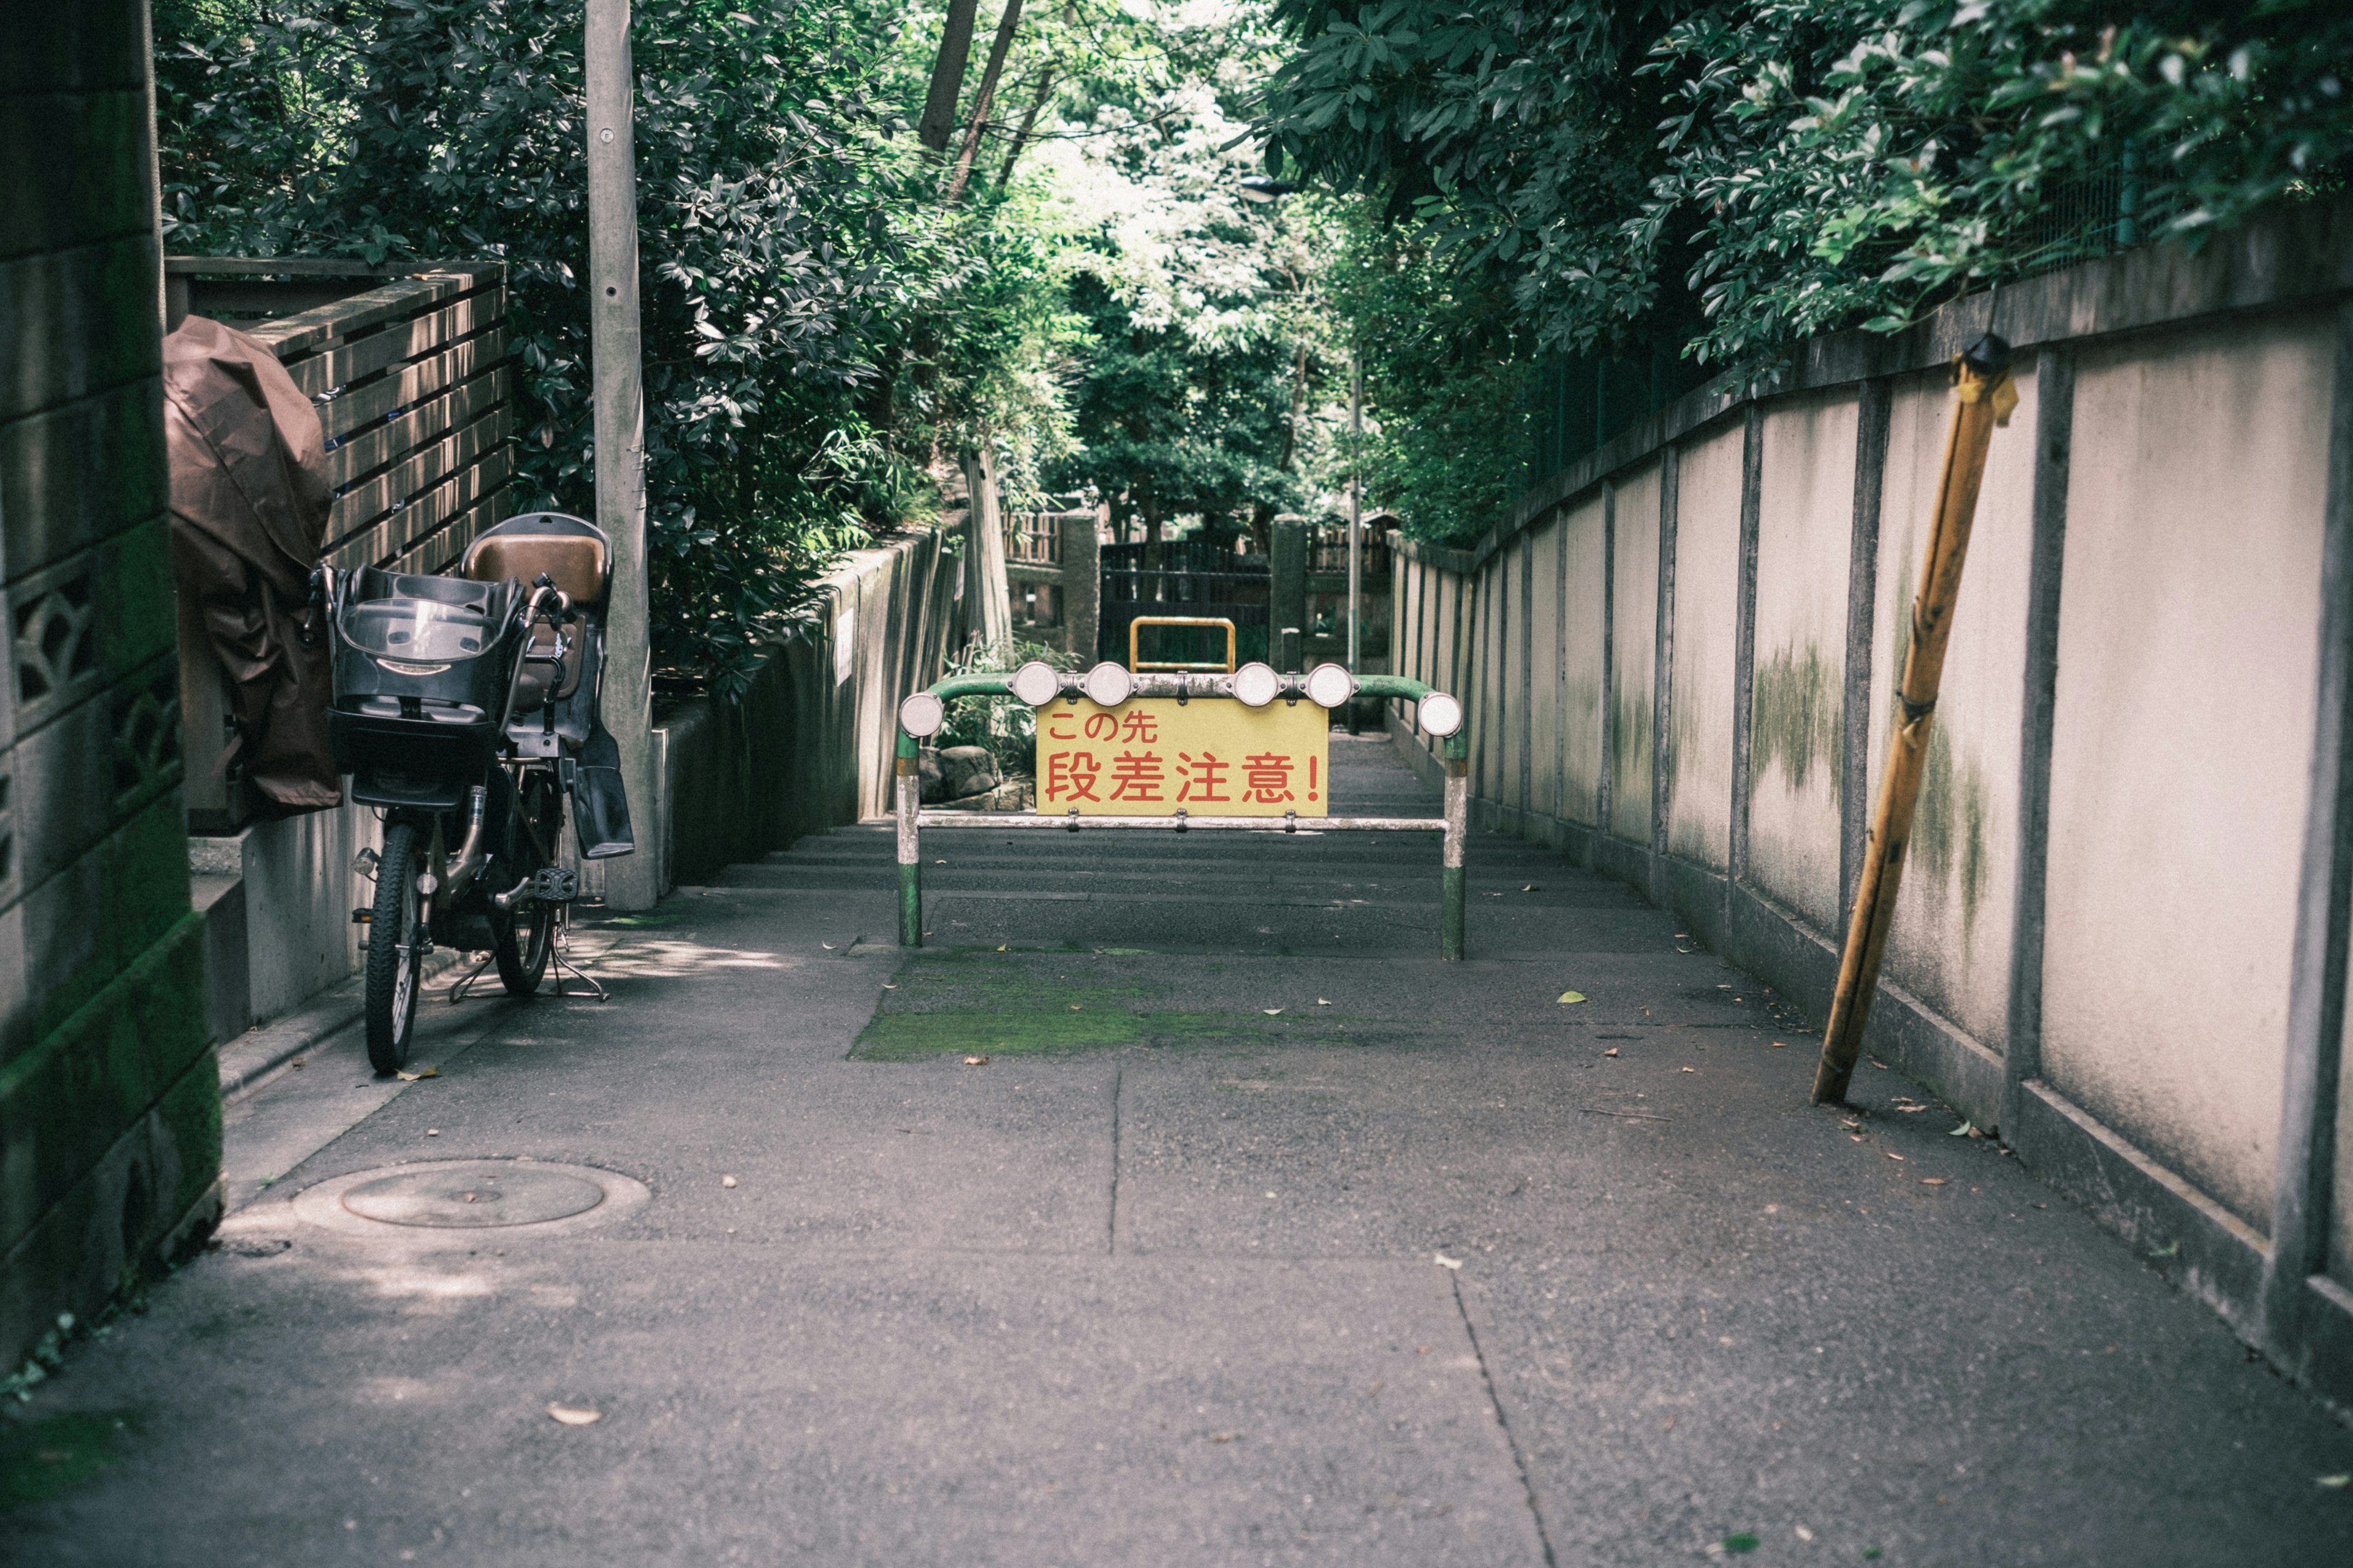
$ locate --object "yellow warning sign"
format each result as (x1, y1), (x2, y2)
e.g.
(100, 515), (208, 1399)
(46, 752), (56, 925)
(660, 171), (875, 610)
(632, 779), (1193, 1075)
(1034, 698), (1329, 817)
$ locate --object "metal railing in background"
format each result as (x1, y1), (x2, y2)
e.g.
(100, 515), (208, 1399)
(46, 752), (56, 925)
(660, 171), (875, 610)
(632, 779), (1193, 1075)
(1004, 510), (1064, 566)
(1128, 616), (1237, 673)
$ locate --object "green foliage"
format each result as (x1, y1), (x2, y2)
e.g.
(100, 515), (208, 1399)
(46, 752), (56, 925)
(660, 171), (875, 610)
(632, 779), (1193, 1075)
(1263, 0), (2352, 372)
(1044, 47), (1342, 543)
(154, 0), (1067, 694)
(1325, 205), (1528, 545)
(936, 633), (1082, 773)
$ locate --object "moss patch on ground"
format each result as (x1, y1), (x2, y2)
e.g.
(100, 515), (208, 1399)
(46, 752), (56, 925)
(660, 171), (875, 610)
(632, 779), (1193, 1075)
(851, 949), (1405, 1059)
(0, 1409), (141, 1512)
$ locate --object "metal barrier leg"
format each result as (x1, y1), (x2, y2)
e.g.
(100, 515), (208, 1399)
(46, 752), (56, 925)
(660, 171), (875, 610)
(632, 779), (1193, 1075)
(1441, 734), (1468, 960)
(896, 733), (922, 946)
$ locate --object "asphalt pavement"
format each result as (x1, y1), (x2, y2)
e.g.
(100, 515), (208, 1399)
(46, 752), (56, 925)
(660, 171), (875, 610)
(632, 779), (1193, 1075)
(6, 733), (2350, 1566)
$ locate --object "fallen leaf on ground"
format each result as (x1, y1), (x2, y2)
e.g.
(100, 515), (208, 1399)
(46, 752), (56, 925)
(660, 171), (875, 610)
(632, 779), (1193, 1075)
(1851, 1135), (1866, 1143)
(1950, 1121), (1977, 1137)
(1558, 991), (1586, 1005)
(882, 983), (895, 990)
(1681, 1066), (1697, 1074)
(1262, 1007), (1284, 1015)
(1210, 1432), (1237, 1443)
(721, 1175), (737, 1189)
(1841, 1119), (1862, 1131)
(821, 943), (834, 950)
(1720, 1534), (1760, 1555)
(1317, 998), (1332, 1006)
(1885, 1151), (1905, 1161)
(547, 1405), (601, 1426)
(1521, 884), (1538, 892)
(2318, 1474), (2351, 1488)
(395, 1067), (438, 1082)
(1602, 1048), (1620, 1058)
(996, 944), (1007, 952)
(425, 1129), (439, 1137)
(1433, 1252), (1463, 1271)
(290, 1056), (306, 1069)
(963, 1055), (990, 1066)
(1921, 1178), (1947, 1186)
(1770, 1041), (1786, 1049)
(1795, 1525), (1815, 1542)
(1869, 1058), (1890, 1070)
(1069, 1004), (1082, 1011)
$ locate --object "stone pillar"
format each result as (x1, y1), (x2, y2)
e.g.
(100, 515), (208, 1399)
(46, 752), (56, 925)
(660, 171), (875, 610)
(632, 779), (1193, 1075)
(2, 2), (219, 1368)
(1059, 509), (1101, 662)
(1271, 515), (1308, 672)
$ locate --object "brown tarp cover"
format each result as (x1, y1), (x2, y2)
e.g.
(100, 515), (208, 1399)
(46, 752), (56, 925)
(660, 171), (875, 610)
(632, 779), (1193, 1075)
(164, 315), (340, 812)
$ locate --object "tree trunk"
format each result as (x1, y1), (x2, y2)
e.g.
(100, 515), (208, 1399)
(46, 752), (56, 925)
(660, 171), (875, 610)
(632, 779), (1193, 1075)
(919, 0), (982, 154)
(993, 62), (1058, 194)
(944, 0), (1024, 206)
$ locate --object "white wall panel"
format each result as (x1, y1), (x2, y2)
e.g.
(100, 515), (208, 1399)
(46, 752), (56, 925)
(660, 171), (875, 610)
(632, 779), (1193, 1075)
(2041, 317), (2333, 1227)
(1746, 392), (1858, 932)
(1667, 427), (1745, 867)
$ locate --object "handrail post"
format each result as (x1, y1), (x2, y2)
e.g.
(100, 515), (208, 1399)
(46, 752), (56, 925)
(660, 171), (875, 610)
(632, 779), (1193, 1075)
(896, 731), (922, 946)
(1441, 732), (1469, 960)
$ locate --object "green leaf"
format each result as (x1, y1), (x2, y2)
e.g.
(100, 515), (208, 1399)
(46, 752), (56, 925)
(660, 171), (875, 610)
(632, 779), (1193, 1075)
(1557, 991), (1586, 1005)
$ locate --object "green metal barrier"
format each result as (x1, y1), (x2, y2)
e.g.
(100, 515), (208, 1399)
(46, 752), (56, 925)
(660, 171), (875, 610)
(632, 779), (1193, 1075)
(892, 661), (1472, 959)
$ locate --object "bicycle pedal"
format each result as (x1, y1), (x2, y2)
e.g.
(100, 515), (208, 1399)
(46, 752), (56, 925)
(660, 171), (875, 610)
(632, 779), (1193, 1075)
(532, 866), (579, 904)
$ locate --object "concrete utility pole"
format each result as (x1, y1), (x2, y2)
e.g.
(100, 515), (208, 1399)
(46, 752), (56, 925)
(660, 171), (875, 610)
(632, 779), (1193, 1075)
(586, 0), (660, 908)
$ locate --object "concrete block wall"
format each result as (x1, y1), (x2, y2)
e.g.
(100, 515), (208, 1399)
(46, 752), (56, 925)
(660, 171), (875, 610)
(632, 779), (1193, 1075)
(655, 527), (957, 890)
(1, 6), (221, 1368)
(1388, 197), (2353, 1414)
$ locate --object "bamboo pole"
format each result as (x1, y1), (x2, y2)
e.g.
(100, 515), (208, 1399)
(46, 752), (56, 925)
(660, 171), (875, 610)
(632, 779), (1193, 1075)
(1811, 334), (2018, 1105)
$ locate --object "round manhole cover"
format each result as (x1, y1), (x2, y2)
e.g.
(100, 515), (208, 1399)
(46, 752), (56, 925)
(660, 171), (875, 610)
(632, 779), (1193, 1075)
(342, 1166), (605, 1229)
(290, 1159), (650, 1240)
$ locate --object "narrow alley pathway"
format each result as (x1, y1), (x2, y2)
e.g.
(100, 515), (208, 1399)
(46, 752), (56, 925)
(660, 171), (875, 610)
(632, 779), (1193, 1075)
(13, 737), (2351, 1566)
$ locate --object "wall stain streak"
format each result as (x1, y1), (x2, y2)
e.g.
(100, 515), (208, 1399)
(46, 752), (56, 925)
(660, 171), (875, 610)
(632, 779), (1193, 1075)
(1884, 537), (1991, 928)
(1911, 721), (1992, 930)
(1611, 684), (1654, 825)
(1749, 640), (1840, 791)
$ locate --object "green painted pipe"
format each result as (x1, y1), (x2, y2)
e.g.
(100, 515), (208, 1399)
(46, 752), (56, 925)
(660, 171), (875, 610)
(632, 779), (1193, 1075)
(926, 673), (1014, 700)
(1355, 674), (1436, 702)
(898, 860), (922, 947)
(896, 730), (922, 946)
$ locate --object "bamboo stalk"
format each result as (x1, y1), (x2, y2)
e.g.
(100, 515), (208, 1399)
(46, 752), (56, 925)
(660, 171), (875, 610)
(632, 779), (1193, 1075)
(1811, 334), (2018, 1105)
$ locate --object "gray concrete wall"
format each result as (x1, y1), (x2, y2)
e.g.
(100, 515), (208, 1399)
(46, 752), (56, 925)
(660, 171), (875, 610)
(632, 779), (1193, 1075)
(1391, 197), (2353, 1415)
(1608, 463), (1661, 848)
(2040, 314), (2333, 1233)
(1, 4), (221, 1368)
(657, 527), (955, 888)
(1746, 392), (1855, 936)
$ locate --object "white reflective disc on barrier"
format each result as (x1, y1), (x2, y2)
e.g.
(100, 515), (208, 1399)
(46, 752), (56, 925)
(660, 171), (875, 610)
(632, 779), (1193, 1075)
(1303, 662), (1356, 710)
(1417, 691), (1463, 738)
(1230, 661), (1281, 708)
(1009, 661), (1063, 707)
(1082, 661), (1134, 707)
(899, 691), (945, 738)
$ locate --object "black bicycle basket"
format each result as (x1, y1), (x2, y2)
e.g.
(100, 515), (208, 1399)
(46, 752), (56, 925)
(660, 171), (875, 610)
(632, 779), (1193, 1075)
(328, 567), (525, 809)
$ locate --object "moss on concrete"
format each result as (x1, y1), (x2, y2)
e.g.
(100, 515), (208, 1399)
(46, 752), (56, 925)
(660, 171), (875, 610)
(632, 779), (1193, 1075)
(1912, 722), (1993, 929)
(852, 950), (1393, 1059)
(1609, 683), (1653, 824)
(1749, 640), (1840, 792)
(0, 1409), (143, 1512)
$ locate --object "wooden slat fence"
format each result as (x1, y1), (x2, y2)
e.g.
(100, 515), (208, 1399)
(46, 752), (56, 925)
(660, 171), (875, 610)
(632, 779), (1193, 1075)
(169, 257), (517, 578)
(167, 257), (518, 828)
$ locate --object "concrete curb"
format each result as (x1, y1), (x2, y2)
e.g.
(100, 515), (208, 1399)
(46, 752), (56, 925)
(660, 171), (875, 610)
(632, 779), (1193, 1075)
(216, 949), (469, 1100)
